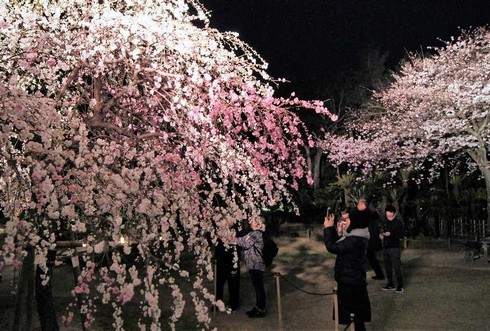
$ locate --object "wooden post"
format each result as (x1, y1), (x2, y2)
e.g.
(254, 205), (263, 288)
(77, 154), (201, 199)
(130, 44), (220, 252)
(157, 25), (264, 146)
(333, 286), (339, 331)
(274, 273), (283, 331)
(213, 262), (217, 317)
(349, 313), (356, 331)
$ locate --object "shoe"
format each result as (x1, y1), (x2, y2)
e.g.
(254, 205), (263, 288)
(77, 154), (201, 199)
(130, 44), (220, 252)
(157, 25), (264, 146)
(246, 307), (259, 317)
(247, 308), (266, 318)
(372, 275), (385, 280)
(382, 284), (395, 291)
(395, 287), (404, 294)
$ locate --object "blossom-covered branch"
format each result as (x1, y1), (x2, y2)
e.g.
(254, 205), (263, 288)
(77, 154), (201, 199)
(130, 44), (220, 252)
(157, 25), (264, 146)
(0, 1), (334, 329)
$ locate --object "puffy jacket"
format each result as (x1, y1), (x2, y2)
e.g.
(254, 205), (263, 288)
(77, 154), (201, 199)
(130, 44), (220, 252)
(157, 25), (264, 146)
(324, 227), (369, 286)
(236, 230), (265, 271)
(350, 208), (382, 251)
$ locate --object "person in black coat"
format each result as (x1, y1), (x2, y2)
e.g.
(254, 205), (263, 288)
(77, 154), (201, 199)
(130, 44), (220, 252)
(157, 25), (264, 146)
(380, 205), (405, 293)
(215, 240), (241, 311)
(324, 210), (372, 331)
(349, 197), (385, 280)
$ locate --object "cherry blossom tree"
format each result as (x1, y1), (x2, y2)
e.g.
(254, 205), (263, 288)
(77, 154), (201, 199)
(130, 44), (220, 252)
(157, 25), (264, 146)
(376, 27), (490, 232)
(0, 1), (334, 329)
(324, 28), (490, 231)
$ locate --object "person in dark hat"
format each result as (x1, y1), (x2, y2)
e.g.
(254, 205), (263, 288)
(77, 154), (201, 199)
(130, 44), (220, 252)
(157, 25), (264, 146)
(349, 196), (384, 280)
(324, 210), (372, 331)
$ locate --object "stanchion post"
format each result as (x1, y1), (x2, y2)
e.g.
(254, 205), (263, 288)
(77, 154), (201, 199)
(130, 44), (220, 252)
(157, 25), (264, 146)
(213, 261), (217, 317)
(333, 286), (339, 331)
(403, 237), (407, 249)
(274, 273), (283, 331)
(349, 313), (356, 331)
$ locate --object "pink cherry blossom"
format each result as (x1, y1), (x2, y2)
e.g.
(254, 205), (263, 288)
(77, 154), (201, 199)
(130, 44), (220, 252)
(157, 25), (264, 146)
(0, 0), (335, 329)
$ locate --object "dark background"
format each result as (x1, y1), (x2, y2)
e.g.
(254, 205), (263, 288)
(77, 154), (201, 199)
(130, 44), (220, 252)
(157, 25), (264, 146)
(203, 0), (490, 100)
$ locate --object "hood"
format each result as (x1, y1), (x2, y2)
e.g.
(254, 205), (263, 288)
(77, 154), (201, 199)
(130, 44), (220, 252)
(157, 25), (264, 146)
(346, 227), (370, 240)
(340, 227), (371, 241)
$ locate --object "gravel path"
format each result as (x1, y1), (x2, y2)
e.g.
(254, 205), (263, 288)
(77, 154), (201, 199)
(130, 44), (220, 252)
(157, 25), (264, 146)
(212, 236), (490, 331)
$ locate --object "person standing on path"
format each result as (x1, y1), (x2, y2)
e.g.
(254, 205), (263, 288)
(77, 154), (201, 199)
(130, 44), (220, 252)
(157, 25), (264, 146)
(234, 216), (267, 318)
(324, 211), (372, 331)
(380, 205), (404, 293)
(349, 197), (385, 280)
(215, 240), (241, 311)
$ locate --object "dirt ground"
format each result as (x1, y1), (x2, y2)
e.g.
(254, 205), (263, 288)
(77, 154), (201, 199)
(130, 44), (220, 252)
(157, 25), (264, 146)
(1, 231), (489, 331)
(213, 233), (490, 331)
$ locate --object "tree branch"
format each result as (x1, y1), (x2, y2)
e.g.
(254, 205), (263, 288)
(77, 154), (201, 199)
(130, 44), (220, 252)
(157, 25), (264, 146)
(56, 63), (83, 101)
(93, 77), (102, 115)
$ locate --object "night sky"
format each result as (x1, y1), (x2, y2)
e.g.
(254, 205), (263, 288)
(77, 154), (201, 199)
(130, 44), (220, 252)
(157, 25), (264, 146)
(203, 0), (490, 99)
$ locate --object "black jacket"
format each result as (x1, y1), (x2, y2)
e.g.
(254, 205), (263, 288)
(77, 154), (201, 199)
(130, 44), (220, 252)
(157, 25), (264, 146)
(381, 218), (404, 249)
(324, 227), (369, 286)
(350, 208), (382, 251)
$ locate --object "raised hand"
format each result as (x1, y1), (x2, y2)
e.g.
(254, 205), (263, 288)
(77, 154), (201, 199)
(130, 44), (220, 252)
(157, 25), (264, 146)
(324, 213), (335, 228)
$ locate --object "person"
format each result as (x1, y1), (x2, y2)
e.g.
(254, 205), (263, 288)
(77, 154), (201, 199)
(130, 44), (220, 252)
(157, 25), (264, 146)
(350, 197), (384, 280)
(324, 210), (372, 331)
(380, 205), (404, 293)
(235, 216), (267, 318)
(215, 240), (240, 311)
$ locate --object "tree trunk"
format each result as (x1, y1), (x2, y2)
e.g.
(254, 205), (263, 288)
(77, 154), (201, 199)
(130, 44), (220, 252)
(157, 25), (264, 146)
(11, 247), (35, 331)
(467, 147), (489, 236)
(483, 168), (490, 236)
(344, 188), (351, 208)
(444, 164), (450, 200)
(312, 148), (322, 189)
(399, 168), (411, 223)
(305, 145), (312, 181)
(36, 250), (59, 331)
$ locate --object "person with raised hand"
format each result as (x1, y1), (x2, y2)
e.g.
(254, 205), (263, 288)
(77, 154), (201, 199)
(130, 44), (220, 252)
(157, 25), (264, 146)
(324, 210), (372, 331)
(235, 216), (267, 318)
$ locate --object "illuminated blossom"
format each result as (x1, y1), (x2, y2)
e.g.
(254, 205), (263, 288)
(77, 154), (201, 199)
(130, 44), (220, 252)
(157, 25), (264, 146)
(0, 0), (334, 329)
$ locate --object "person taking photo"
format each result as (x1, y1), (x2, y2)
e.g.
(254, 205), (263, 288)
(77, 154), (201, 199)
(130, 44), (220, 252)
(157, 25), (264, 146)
(324, 210), (372, 331)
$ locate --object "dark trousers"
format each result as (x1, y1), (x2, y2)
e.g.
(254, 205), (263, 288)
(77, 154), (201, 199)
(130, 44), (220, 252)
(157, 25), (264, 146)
(367, 248), (384, 278)
(355, 319), (366, 331)
(249, 270), (266, 310)
(216, 263), (240, 309)
(336, 283), (371, 329)
(383, 248), (403, 287)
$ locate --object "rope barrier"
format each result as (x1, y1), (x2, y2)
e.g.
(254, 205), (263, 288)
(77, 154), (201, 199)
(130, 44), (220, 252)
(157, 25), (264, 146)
(271, 272), (335, 296)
